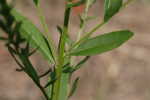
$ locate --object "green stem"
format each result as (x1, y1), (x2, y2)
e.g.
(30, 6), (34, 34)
(69, 0), (136, 51)
(77, 0), (89, 41)
(52, 1), (71, 100)
(70, 21), (105, 50)
(38, 83), (50, 100)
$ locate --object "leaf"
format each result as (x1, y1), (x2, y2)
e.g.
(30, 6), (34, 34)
(44, 72), (57, 88)
(71, 30), (133, 56)
(57, 26), (73, 46)
(63, 66), (75, 73)
(68, 77), (79, 98)
(46, 77), (53, 99)
(73, 56), (89, 71)
(45, 72), (56, 99)
(19, 51), (39, 84)
(104, 0), (123, 22)
(63, 56), (90, 73)
(33, 0), (39, 6)
(10, 9), (54, 63)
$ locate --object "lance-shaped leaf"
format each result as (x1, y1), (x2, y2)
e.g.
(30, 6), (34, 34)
(19, 51), (40, 84)
(57, 26), (73, 46)
(10, 9), (54, 63)
(71, 30), (133, 56)
(68, 77), (79, 98)
(104, 0), (123, 22)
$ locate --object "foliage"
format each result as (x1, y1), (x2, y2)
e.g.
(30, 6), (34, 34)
(0, 0), (135, 100)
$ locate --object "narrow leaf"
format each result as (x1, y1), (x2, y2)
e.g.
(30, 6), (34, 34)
(71, 30), (133, 56)
(44, 72), (57, 88)
(73, 56), (90, 71)
(19, 51), (40, 84)
(68, 77), (79, 98)
(57, 26), (73, 46)
(46, 77), (53, 99)
(10, 9), (54, 63)
(104, 0), (123, 22)
(63, 56), (90, 73)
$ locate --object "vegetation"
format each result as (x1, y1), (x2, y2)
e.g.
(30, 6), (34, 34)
(0, 0), (135, 100)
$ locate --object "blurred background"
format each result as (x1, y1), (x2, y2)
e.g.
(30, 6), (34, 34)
(0, 0), (150, 100)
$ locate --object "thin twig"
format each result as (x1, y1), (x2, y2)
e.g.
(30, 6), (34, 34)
(74, 56), (90, 71)
(16, 68), (24, 72)
(37, 83), (50, 100)
(8, 46), (24, 69)
(39, 68), (52, 78)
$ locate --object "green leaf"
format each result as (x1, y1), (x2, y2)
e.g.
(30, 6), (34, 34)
(71, 30), (133, 56)
(73, 56), (89, 71)
(46, 77), (53, 99)
(19, 51), (39, 84)
(45, 72), (56, 99)
(63, 56), (90, 73)
(63, 66), (75, 73)
(104, 0), (123, 22)
(68, 77), (79, 98)
(33, 0), (39, 6)
(44, 72), (57, 88)
(10, 9), (54, 63)
(57, 26), (73, 46)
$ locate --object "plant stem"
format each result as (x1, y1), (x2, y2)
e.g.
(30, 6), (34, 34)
(70, 21), (105, 51)
(8, 46), (50, 100)
(38, 84), (50, 100)
(52, 1), (71, 100)
(77, 0), (89, 41)
(39, 68), (52, 78)
(69, 0), (136, 51)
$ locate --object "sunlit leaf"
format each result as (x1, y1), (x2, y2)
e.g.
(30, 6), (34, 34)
(19, 51), (39, 84)
(11, 9), (54, 63)
(71, 30), (133, 56)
